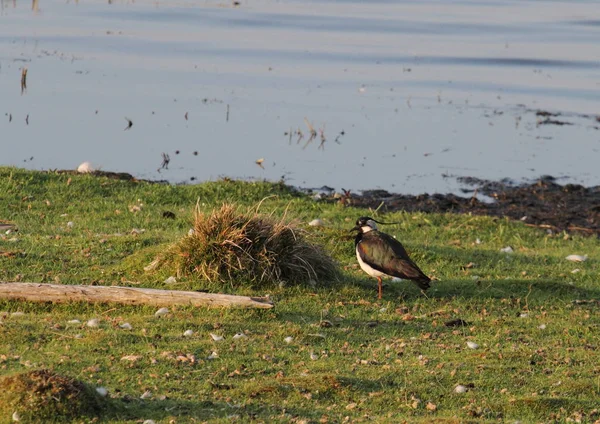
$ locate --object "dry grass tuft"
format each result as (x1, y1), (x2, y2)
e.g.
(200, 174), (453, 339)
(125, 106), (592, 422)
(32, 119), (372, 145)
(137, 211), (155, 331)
(0, 369), (108, 422)
(159, 203), (339, 287)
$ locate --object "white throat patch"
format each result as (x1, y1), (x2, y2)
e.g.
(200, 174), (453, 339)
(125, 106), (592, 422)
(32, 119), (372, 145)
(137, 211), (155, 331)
(361, 219), (377, 232)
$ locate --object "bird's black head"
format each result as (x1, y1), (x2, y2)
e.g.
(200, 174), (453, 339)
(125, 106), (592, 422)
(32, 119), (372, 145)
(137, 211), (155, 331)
(350, 216), (378, 233)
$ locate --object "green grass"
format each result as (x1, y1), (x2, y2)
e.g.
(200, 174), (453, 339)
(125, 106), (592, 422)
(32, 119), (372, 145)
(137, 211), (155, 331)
(0, 167), (599, 423)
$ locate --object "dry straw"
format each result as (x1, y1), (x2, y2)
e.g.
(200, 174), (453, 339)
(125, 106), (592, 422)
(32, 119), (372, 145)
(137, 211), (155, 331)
(158, 202), (339, 287)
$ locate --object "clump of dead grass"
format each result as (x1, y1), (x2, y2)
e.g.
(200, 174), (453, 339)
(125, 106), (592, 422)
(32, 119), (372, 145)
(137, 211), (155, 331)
(0, 369), (109, 422)
(154, 203), (339, 287)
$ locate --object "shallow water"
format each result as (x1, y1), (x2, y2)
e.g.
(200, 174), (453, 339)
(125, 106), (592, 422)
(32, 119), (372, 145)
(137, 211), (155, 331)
(1, 0), (599, 194)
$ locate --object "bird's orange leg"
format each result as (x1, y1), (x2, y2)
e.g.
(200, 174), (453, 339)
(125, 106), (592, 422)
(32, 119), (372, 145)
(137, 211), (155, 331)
(377, 276), (382, 299)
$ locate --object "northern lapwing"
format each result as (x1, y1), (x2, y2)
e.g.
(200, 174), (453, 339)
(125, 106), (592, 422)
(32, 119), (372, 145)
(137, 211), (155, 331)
(351, 216), (431, 299)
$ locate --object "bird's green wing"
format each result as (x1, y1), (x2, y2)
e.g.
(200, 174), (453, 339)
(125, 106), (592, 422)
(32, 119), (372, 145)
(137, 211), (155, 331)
(359, 231), (430, 287)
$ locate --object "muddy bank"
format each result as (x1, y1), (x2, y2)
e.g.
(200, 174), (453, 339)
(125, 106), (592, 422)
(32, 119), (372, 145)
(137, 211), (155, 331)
(329, 176), (600, 236)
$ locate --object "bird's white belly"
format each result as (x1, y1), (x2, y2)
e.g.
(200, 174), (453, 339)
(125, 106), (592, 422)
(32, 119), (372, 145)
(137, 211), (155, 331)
(356, 247), (385, 278)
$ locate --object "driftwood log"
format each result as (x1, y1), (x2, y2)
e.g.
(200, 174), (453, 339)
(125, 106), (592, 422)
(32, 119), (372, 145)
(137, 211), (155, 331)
(0, 282), (273, 309)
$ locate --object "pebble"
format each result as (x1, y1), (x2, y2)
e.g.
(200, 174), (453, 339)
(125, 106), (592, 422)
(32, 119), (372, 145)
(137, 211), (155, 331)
(163, 276), (177, 284)
(308, 218), (324, 227)
(154, 307), (169, 317)
(119, 323), (132, 330)
(466, 341), (479, 349)
(232, 332), (247, 340)
(566, 254), (588, 262)
(77, 161), (94, 173)
(210, 333), (224, 342)
(500, 246), (513, 253)
(284, 336), (294, 344)
(95, 387), (108, 397)
(183, 329), (194, 337)
(86, 319), (100, 328)
(454, 385), (468, 393)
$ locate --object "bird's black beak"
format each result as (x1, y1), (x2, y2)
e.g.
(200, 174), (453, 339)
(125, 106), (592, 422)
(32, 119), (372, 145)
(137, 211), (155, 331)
(349, 224), (360, 233)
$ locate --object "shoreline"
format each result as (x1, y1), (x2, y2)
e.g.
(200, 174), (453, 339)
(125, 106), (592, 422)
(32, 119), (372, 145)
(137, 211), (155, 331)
(49, 169), (600, 236)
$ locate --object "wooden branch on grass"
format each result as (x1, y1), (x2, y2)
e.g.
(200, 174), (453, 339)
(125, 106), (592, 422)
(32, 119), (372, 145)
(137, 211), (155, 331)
(0, 282), (273, 309)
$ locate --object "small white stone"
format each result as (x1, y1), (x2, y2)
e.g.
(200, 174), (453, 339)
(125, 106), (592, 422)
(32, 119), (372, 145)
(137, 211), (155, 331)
(154, 307), (169, 317)
(466, 341), (479, 349)
(12, 411), (20, 422)
(119, 323), (132, 330)
(183, 329), (194, 337)
(86, 318), (100, 328)
(77, 161), (94, 173)
(232, 332), (247, 340)
(163, 276), (177, 284)
(475, 238), (482, 244)
(188, 228), (194, 236)
(566, 254), (588, 262)
(308, 218), (324, 227)
(538, 324), (547, 330)
(95, 387), (108, 397)
(210, 333), (224, 342)
(454, 385), (468, 393)
(207, 351), (218, 360)
(500, 246), (513, 253)
(66, 221), (74, 228)
(519, 313), (529, 318)
(130, 228), (145, 235)
(284, 336), (294, 344)
(67, 319), (81, 324)
(310, 352), (319, 360)
(140, 390), (152, 400)
(571, 268), (581, 274)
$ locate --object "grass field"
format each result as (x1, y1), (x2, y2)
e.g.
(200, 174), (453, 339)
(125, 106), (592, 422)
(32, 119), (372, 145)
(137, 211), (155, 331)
(0, 167), (599, 423)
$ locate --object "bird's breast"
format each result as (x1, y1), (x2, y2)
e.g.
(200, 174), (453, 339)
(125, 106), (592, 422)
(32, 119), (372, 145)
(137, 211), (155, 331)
(356, 243), (385, 278)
